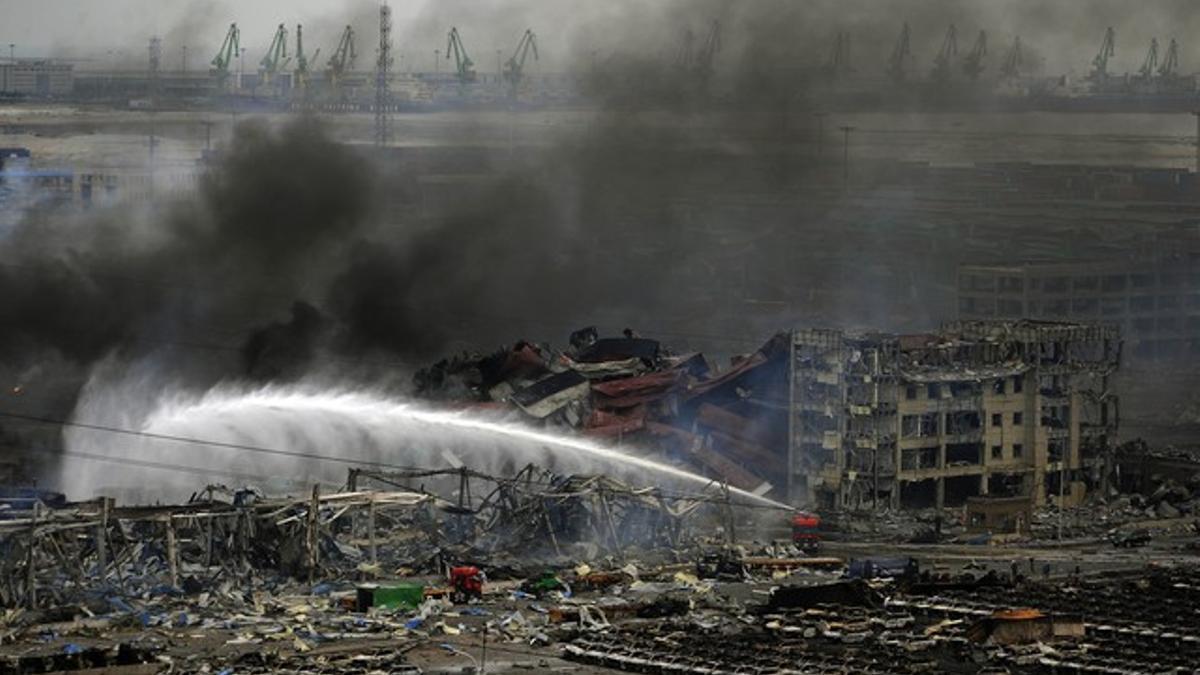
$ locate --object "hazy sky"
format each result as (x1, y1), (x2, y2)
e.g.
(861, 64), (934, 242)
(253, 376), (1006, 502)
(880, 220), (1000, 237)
(4, 0), (1200, 76)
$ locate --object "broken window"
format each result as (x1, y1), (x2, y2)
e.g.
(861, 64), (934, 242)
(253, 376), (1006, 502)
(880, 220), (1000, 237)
(991, 413), (1002, 427)
(1013, 412), (1023, 425)
(1131, 295), (1154, 313)
(901, 413), (939, 438)
(1012, 443), (1024, 458)
(1012, 376), (1023, 393)
(945, 411), (981, 435)
(1043, 276), (1068, 293)
(1071, 298), (1098, 316)
(991, 445), (1003, 459)
(946, 442), (982, 466)
(1100, 297), (1126, 316)
(926, 383), (940, 399)
(905, 385), (917, 400)
(998, 276), (1023, 293)
(1101, 274), (1127, 292)
(992, 379), (1005, 395)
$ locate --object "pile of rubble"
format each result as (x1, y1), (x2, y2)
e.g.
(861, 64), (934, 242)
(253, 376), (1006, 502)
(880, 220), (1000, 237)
(415, 328), (792, 494)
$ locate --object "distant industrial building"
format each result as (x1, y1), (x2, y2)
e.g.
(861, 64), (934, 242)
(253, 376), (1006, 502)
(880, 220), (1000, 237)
(958, 259), (1199, 362)
(788, 321), (1120, 511)
(0, 60), (74, 96)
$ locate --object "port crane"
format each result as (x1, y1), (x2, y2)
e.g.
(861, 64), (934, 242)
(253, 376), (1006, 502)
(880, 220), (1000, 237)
(1000, 36), (1023, 80)
(824, 31), (851, 80)
(932, 24), (958, 82)
(1090, 27), (1115, 79)
(293, 24), (320, 90)
(887, 22), (912, 82)
(326, 25), (356, 90)
(962, 30), (987, 81)
(676, 28), (695, 69)
(259, 23), (290, 85)
(693, 19), (722, 88)
(502, 29), (538, 96)
(445, 27), (476, 84)
(210, 23), (240, 89)
(1159, 38), (1180, 77)
(1138, 38), (1159, 79)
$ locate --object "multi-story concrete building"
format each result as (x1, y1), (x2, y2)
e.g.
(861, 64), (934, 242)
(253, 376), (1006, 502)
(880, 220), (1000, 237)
(788, 321), (1120, 511)
(958, 259), (1199, 362)
(0, 60), (74, 96)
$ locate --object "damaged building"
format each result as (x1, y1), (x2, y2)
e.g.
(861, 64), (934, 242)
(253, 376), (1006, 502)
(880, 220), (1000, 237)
(790, 320), (1121, 511)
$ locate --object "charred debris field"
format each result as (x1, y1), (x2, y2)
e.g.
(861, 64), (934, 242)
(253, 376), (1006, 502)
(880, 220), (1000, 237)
(6, 0), (1200, 672)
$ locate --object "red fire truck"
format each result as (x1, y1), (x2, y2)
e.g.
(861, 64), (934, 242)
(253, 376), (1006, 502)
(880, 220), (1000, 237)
(791, 511), (822, 552)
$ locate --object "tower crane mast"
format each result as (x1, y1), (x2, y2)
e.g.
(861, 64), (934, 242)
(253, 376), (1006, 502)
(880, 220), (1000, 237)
(887, 22), (912, 82)
(327, 25), (357, 89)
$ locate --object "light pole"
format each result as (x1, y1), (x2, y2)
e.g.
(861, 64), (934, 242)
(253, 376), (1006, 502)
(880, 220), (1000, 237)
(434, 49), (440, 74)
(839, 125), (855, 188)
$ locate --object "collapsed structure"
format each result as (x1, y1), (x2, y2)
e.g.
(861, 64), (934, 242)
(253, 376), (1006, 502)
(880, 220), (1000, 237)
(416, 320), (1122, 512)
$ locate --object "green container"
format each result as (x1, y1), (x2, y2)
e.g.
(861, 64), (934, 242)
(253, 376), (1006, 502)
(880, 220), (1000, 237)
(357, 583), (425, 611)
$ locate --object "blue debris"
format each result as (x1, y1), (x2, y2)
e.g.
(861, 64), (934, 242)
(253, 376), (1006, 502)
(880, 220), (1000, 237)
(63, 643), (83, 655)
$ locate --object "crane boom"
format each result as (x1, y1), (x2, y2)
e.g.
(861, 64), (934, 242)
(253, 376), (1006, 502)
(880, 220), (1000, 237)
(211, 23), (240, 87)
(259, 23), (291, 83)
(887, 22), (912, 82)
(693, 19), (721, 87)
(1091, 26), (1115, 78)
(446, 27), (476, 83)
(962, 30), (987, 81)
(1159, 38), (1179, 77)
(294, 24), (320, 90)
(824, 31), (851, 79)
(503, 29), (539, 96)
(1139, 38), (1159, 78)
(327, 25), (356, 87)
(1000, 36), (1023, 80)
(932, 23), (958, 81)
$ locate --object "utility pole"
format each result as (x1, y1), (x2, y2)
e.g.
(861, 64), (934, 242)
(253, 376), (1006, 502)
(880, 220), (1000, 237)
(434, 48), (440, 74)
(839, 125), (855, 188)
(374, 1), (393, 147)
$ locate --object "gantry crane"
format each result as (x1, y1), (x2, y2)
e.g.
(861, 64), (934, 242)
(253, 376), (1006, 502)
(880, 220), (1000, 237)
(1090, 27), (1115, 79)
(503, 29), (539, 96)
(259, 23), (290, 85)
(963, 30), (987, 81)
(445, 27), (476, 84)
(1138, 38), (1159, 79)
(210, 23), (240, 89)
(887, 22), (912, 82)
(326, 25), (356, 91)
(824, 31), (851, 80)
(1159, 38), (1180, 77)
(1000, 36), (1023, 80)
(932, 24), (958, 82)
(293, 24), (320, 90)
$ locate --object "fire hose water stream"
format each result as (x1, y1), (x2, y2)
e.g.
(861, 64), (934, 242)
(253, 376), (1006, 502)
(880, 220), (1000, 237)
(61, 386), (788, 508)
